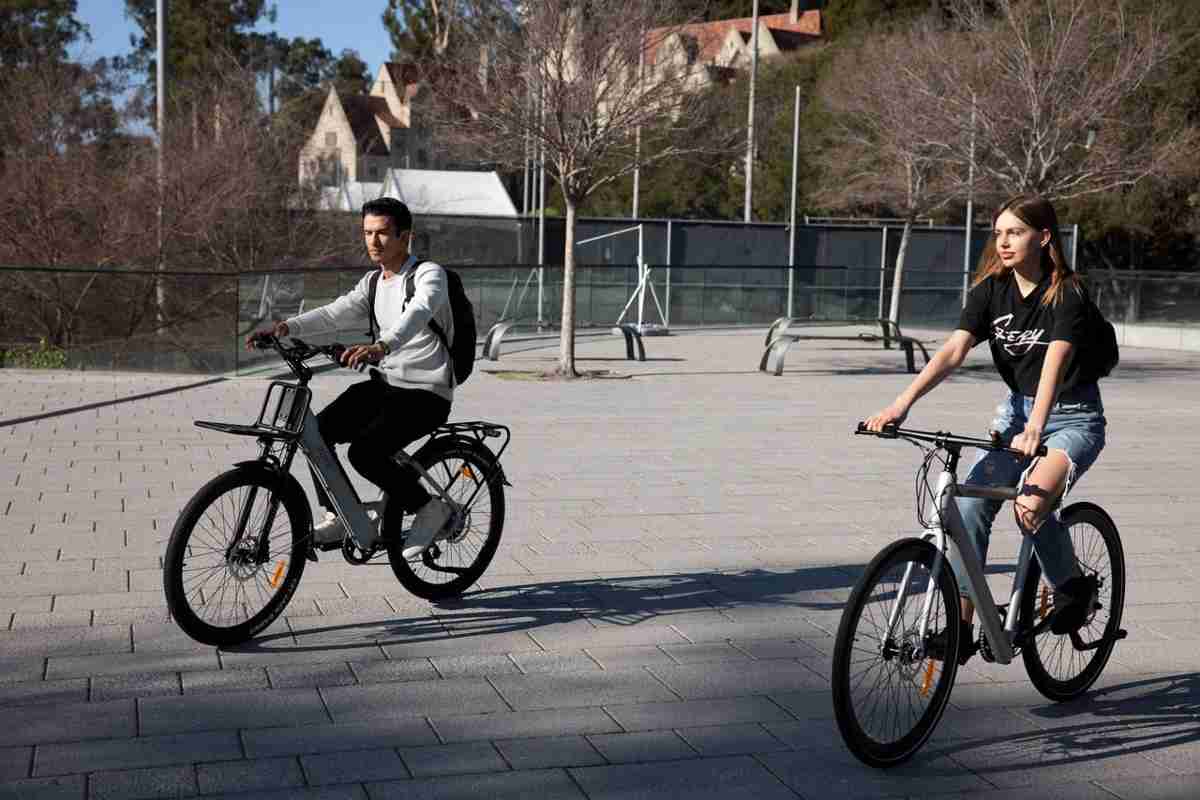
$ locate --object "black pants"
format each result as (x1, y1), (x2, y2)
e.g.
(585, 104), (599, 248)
(310, 377), (451, 514)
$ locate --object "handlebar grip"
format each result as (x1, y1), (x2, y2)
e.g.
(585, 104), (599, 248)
(250, 332), (276, 350)
(854, 421), (898, 438)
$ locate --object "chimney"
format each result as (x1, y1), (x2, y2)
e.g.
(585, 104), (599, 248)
(790, 0), (799, 24)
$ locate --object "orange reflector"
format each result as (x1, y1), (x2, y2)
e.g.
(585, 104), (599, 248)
(920, 660), (936, 697)
(1039, 585), (1051, 620)
(269, 560), (287, 588)
(462, 465), (476, 480)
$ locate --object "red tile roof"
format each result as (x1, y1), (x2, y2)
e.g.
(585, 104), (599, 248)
(647, 10), (822, 67)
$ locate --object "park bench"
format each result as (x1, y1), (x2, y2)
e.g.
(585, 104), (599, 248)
(482, 321), (647, 362)
(758, 317), (932, 376)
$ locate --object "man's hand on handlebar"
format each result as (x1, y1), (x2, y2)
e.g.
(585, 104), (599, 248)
(1010, 423), (1046, 459)
(863, 403), (909, 433)
(342, 342), (386, 369)
(245, 321), (289, 350)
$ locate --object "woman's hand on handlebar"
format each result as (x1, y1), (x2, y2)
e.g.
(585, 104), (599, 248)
(245, 321), (289, 351)
(864, 403), (909, 433)
(1010, 423), (1045, 459)
(342, 342), (386, 369)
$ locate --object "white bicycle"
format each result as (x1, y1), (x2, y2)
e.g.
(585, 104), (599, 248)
(163, 335), (511, 646)
(832, 423), (1127, 767)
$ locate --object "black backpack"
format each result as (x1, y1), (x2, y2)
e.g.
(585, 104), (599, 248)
(1079, 285), (1119, 380)
(367, 262), (477, 385)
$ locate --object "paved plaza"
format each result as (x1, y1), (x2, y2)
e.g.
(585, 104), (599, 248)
(1, 327), (1199, 799)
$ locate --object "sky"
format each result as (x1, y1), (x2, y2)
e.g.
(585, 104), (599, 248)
(71, 1), (399, 73)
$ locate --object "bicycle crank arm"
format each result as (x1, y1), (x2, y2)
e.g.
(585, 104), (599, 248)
(1069, 627), (1128, 652)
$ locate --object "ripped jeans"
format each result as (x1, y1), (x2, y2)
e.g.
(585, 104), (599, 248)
(948, 383), (1107, 595)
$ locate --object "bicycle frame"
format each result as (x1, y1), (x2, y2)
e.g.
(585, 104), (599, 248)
(885, 454), (1034, 666)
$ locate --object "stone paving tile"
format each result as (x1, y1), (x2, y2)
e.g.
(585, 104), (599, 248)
(0, 678), (88, 708)
(0, 774), (85, 799)
(90, 671), (181, 702)
(266, 662), (357, 689)
(242, 718), (438, 759)
(9, 611), (93, 629)
(203, 788), (367, 800)
(586, 730), (697, 764)
(35, 732), (243, 777)
(569, 755), (797, 800)
(0, 748), (30, 782)
(489, 669), (679, 710)
(45, 651), (218, 680)
(509, 650), (601, 674)
(300, 747), (410, 785)
(0, 625), (130, 659)
(431, 707), (622, 744)
(140, 687), (331, 736)
(346, 658), (439, 685)
(195, 756), (306, 795)
(674, 723), (792, 757)
(398, 741), (508, 777)
(180, 667), (271, 694)
(365, 768), (585, 800)
(493, 735), (607, 770)
(87, 764), (199, 800)
(0, 698), (135, 747)
(648, 660), (826, 700)
(604, 696), (795, 732)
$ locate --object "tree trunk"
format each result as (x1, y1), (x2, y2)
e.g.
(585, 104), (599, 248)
(887, 216), (914, 325)
(558, 198), (578, 376)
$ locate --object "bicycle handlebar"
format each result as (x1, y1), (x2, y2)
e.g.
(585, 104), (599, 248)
(855, 422), (1047, 459)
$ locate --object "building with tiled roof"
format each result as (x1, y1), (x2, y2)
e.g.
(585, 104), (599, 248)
(647, 3), (822, 90)
(298, 62), (433, 187)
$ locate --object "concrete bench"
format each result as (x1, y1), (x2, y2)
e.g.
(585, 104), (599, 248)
(482, 321), (646, 362)
(758, 317), (931, 376)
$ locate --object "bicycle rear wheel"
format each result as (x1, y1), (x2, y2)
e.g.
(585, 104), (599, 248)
(1020, 502), (1125, 702)
(386, 438), (505, 601)
(163, 467), (308, 646)
(832, 538), (960, 768)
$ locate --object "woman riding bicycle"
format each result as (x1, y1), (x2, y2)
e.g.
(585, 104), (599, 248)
(864, 193), (1107, 664)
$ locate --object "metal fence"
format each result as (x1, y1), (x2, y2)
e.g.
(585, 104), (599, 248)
(6, 219), (1198, 375)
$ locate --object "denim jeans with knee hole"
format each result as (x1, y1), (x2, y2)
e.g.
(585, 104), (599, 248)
(948, 383), (1107, 595)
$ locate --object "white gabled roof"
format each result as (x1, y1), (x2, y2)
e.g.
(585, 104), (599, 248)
(382, 169), (517, 217)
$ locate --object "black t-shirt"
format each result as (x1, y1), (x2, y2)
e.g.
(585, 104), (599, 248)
(958, 272), (1089, 396)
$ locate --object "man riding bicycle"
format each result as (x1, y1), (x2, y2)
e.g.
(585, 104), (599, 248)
(247, 197), (454, 560)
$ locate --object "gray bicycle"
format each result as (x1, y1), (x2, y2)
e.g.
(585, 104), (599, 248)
(832, 424), (1127, 768)
(163, 335), (511, 646)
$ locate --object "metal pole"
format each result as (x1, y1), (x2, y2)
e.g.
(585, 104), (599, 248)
(962, 93), (976, 307)
(787, 85), (800, 319)
(155, 0), (167, 333)
(632, 29), (644, 219)
(536, 85), (546, 327)
(665, 220), (672, 328)
(637, 224), (646, 330)
(878, 226), (888, 320)
(743, 0), (760, 223)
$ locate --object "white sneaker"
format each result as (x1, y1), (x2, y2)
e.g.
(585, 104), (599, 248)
(312, 511), (345, 545)
(402, 499), (452, 560)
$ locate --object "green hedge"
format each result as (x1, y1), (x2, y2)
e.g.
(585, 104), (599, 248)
(0, 339), (68, 369)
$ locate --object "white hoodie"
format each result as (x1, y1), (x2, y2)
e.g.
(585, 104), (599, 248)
(285, 256), (454, 402)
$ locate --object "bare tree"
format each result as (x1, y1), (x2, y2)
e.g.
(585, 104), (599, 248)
(816, 19), (966, 323)
(427, 0), (734, 375)
(949, 0), (1195, 202)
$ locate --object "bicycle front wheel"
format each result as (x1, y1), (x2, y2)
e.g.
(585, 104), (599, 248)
(163, 467), (308, 646)
(387, 438), (505, 601)
(832, 538), (960, 768)
(1020, 502), (1125, 702)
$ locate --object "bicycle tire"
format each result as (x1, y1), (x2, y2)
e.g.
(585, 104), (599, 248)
(832, 538), (960, 768)
(386, 437), (505, 601)
(163, 467), (307, 646)
(1020, 502), (1125, 702)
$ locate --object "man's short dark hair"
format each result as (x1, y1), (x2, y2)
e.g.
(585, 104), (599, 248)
(362, 197), (412, 233)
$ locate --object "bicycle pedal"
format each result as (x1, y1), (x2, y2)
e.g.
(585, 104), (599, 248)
(305, 547), (319, 563)
(1114, 629), (1128, 640)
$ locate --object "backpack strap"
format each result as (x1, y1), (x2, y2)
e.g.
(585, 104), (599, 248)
(403, 261), (450, 352)
(366, 268), (381, 341)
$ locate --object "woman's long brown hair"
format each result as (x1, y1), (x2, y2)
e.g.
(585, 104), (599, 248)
(972, 194), (1079, 307)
